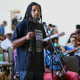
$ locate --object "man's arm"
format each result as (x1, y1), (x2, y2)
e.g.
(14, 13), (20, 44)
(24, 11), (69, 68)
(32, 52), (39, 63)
(58, 65), (67, 77)
(45, 66), (51, 73)
(68, 47), (79, 54)
(12, 32), (35, 48)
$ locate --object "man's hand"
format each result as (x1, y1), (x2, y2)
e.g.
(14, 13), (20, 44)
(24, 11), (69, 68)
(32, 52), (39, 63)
(25, 32), (35, 40)
(58, 71), (65, 78)
(12, 31), (35, 48)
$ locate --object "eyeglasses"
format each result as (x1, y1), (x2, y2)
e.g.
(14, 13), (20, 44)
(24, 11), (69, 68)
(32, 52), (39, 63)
(70, 39), (76, 42)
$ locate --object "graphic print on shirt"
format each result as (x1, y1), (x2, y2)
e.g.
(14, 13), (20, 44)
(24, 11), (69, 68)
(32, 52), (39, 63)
(35, 29), (43, 53)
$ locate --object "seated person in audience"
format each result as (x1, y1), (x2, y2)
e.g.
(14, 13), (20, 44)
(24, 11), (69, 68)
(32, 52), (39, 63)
(66, 36), (80, 71)
(66, 36), (80, 55)
(1, 32), (12, 61)
(52, 37), (66, 54)
(67, 33), (79, 45)
(1, 32), (12, 50)
(0, 34), (6, 47)
(0, 34), (6, 40)
(48, 24), (58, 35)
(43, 40), (79, 80)
(69, 24), (80, 45)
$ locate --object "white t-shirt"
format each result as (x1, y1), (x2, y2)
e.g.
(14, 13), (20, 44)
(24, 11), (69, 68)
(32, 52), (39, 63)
(1, 38), (12, 50)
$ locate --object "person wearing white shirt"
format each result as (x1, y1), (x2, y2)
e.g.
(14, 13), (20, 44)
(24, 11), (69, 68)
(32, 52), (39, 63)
(1, 33), (12, 61)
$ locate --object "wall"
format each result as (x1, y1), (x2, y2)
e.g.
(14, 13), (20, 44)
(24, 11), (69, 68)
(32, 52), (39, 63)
(0, 0), (80, 45)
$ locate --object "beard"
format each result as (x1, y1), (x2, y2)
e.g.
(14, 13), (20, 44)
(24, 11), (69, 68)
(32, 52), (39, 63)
(32, 17), (40, 22)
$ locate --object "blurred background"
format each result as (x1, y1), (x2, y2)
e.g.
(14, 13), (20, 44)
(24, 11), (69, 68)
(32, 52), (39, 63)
(0, 0), (80, 45)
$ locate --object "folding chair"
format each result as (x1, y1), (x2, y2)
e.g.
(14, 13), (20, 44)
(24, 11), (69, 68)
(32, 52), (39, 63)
(7, 47), (14, 80)
(0, 47), (4, 71)
(0, 47), (4, 61)
(65, 55), (79, 73)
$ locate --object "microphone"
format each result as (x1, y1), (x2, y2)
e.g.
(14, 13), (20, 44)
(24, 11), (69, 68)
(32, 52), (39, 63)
(42, 32), (65, 42)
(42, 22), (50, 33)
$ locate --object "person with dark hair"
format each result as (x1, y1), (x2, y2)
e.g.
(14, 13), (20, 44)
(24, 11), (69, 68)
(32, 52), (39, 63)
(66, 36), (80, 64)
(48, 24), (58, 35)
(0, 34), (6, 47)
(76, 24), (80, 44)
(67, 33), (78, 43)
(68, 24), (80, 45)
(65, 36), (80, 56)
(1, 32), (12, 61)
(76, 24), (80, 30)
(1, 33), (12, 50)
(43, 38), (79, 80)
(12, 2), (46, 80)
(0, 21), (7, 35)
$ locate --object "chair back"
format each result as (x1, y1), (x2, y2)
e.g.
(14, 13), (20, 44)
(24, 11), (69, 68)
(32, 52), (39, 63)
(8, 47), (13, 63)
(65, 55), (79, 73)
(0, 47), (4, 61)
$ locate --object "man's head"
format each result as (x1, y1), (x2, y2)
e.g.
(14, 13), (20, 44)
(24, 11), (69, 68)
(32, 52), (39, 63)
(70, 33), (79, 40)
(48, 24), (53, 29)
(0, 34), (6, 40)
(24, 2), (42, 22)
(6, 33), (12, 40)
(76, 24), (80, 33)
(53, 37), (58, 43)
(2, 21), (7, 27)
(48, 24), (56, 30)
(70, 36), (77, 47)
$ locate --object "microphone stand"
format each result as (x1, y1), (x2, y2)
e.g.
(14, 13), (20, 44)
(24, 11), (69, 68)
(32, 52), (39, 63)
(43, 23), (66, 80)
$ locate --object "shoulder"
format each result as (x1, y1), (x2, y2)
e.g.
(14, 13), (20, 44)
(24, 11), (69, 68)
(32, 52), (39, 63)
(15, 19), (28, 29)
